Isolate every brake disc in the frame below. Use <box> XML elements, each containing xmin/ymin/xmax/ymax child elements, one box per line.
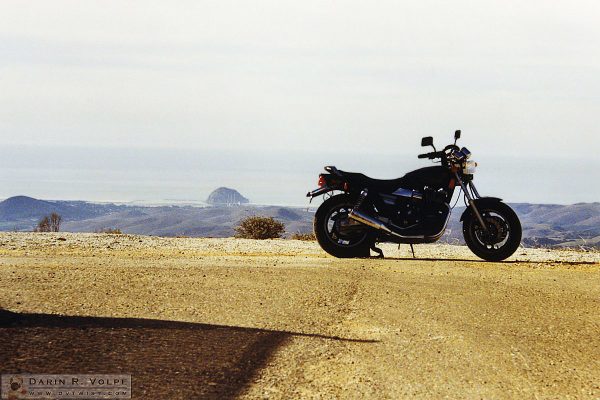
<box><xmin>476</xmin><ymin>215</ymin><xmax>508</xmax><ymax>245</ymax></box>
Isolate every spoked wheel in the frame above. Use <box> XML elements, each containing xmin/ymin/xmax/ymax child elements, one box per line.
<box><xmin>314</xmin><ymin>194</ymin><xmax>373</xmax><ymax>258</ymax></box>
<box><xmin>463</xmin><ymin>201</ymin><xmax>522</xmax><ymax>261</ymax></box>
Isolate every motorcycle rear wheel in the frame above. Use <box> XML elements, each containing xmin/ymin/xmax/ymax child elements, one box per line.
<box><xmin>314</xmin><ymin>194</ymin><xmax>373</xmax><ymax>258</ymax></box>
<box><xmin>463</xmin><ymin>201</ymin><xmax>522</xmax><ymax>262</ymax></box>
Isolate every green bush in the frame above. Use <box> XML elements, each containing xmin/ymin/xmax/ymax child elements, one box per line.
<box><xmin>235</xmin><ymin>216</ymin><xmax>285</xmax><ymax>239</ymax></box>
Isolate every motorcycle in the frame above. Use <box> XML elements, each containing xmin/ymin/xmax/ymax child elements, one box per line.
<box><xmin>306</xmin><ymin>130</ymin><xmax>522</xmax><ymax>261</ymax></box>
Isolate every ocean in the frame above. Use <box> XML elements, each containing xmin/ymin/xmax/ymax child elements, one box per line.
<box><xmin>1</xmin><ymin>145</ymin><xmax>598</xmax><ymax>206</ymax></box>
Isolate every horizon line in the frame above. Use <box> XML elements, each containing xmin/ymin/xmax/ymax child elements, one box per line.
<box><xmin>1</xmin><ymin>194</ymin><xmax>598</xmax><ymax>208</ymax></box>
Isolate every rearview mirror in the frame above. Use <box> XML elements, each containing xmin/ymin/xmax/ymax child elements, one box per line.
<box><xmin>421</xmin><ymin>136</ymin><xmax>433</xmax><ymax>147</ymax></box>
<box><xmin>454</xmin><ymin>130</ymin><xmax>461</xmax><ymax>139</ymax></box>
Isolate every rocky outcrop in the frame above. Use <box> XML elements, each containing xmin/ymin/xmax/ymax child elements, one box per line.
<box><xmin>206</xmin><ymin>187</ymin><xmax>249</xmax><ymax>205</ymax></box>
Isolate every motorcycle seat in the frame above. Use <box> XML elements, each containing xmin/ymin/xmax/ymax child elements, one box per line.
<box><xmin>338</xmin><ymin>170</ymin><xmax>408</xmax><ymax>193</ymax></box>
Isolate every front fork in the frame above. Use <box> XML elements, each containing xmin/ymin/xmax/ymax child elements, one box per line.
<box><xmin>454</xmin><ymin>172</ymin><xmax>488</xmax><ymax>231</ymax></box>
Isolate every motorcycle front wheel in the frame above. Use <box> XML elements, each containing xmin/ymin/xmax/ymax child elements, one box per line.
<box><xmin>314</xmin><ymin>194</ymin><xmax>373</xmax><ymax>258</ymax></box>
<box><xmin>462</xmin><ymin>201</ymin><xmax>522</xmax><ymax>262</ymax></box>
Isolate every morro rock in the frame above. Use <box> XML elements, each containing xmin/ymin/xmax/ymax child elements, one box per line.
<box><xmin>206</xmin><ymin>187</ymin><xmax>249</xmax><ymax>205</ymax></box>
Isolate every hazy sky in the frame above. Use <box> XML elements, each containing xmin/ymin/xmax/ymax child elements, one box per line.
<box><xmin>1</xmin><ymin>0</ymin><xmax>599</xmax><ymax>158</ymax></box>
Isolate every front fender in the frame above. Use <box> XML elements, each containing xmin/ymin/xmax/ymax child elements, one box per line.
<box><xmin>459</xmin><ymin>197</ymin><xmax>503</xmax><ymax>222</ymax></box>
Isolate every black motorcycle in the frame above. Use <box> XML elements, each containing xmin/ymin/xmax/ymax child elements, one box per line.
<box><xmin>306</xmin><ymin>130</ymin><xmax>522</xmax><ymax>261</ymax></box>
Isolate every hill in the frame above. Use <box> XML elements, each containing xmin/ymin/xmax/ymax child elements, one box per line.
<box><xmin>444</xmin><ymin>202</ymin><xmax>600</xmax><ymax>248</ymax></box>
<box><xmin>0</xmin><ymin>195</ymin><xmax>309</xmax><ymax>236</ymax></box>
<box><xmin>0</xmin><ymin>195</ymin><xmax>598</xmax><ymax>247</ymax></box>
<box><xmin>0</xmin><ymin>196</ymin><xmax>63</xmax><ymax>219</ymax></box>
<box><xmin>0</xmin><ymin>196</ymin><xmax>125</xmax><ymax>230</ymax></box>
<box><xmin>61</xmin><ymin>205</ymin><xmax>312</xmax><ymax>237</ymax></box>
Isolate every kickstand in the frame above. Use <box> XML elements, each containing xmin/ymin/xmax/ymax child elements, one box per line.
<box><xmin>409</xmin><ymin>244</ymin><xmax>416</xmax><ymax>259</ymax></box>
<box><xmin>371</xmin><ymin>244</ymin><xmax>384</xmax><ymax>258</ymax></box>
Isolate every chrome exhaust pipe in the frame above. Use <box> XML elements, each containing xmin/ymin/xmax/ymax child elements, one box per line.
<box><xmin>349</xmin><ymin>209</ymin><xmax>400</xmax><ymax>237</ymax></box>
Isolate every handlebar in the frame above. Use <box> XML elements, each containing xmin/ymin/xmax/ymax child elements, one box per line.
<box><xmin>418</xmin><ymin>144</ymin><xmax>461</xmax><ymax>160</ymax></box>
<box><xmin>418</xmin><ymin>151</ymin><xmax>444</xmax><ymax>159</ymax></box>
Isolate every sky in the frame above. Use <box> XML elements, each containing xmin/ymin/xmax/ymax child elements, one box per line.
<box><xmin>1</xmin><ymin>1</ymin><xmax>599</xmax><ymax>204</ymax></box>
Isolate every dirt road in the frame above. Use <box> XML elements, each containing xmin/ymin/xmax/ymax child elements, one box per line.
<box><xmin>1</xmin><ymin>233</ymin><xmax>598</xmax><ymax>399</ymax></box>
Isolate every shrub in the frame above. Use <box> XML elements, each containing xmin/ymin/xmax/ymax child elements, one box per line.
<box><xmin>235</xmin><ymin>216</ymin><xmax>285</xmax><ymax>239</ymax></box>
<box><xmin>34</xmin><ymin>216</ymin><xmax>50</xmax><ymax>232</ymax></box>
<box><xmin>96</xmin><ymin>228</ymin><xmax>122</xmax><ymax>235</ymax></box>
<box><xmin>291</xmin><ymin>232</ymin><xmax>316</xmax><ymax>241</ymax></box>
<box><xmin>34</xmin><ymin>212</ymin><xmax>61</xmax><ymax>232</ymax></box>
<box><xmin>49</xmin><ymin>212</ymin><xmax>62</xmax><ymax>232</ymax></box>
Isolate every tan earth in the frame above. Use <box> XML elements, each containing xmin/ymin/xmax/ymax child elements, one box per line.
<box><xmin>0</xmin><ymin>232</ymin><xmax>599</xmax><ymax>399</ymax></box>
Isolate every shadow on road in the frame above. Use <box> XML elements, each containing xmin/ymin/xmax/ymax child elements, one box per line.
<box><xmin>0</xmin><ymin>309</ymin><xmax>374</xmax><ymax>399</ymax></box>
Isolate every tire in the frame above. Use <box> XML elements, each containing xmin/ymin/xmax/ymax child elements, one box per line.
<box><xmin>314</xmin><ymin>194</ymin><xmax>373</xmax><ymax>258</ymax></box>
<box><xmin>463</xmin><ymin>201</ymin><xmax>522</xmax><ymax>262</ymax></box>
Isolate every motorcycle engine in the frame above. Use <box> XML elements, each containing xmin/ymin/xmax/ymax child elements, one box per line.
<box><xmin>391</xmin><ymin>198</ymin><xmax>421</xmax><ymax>227</ymax></box>
<box><xmin>386</xmin><ymin>187</ymin><xmax>448</xmax><ymax>229</ymax></box>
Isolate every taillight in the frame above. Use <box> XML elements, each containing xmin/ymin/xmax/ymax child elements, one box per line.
<box><xmin>318</xmin><ymin>175</ymin><xmax>327</xmax><ymax>187</ymax></box>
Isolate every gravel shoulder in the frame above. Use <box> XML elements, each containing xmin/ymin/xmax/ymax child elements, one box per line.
<box><xmin>1</xmin><ymin>233</ymin><xmax>598</xmax><ymax>399</ymax></box>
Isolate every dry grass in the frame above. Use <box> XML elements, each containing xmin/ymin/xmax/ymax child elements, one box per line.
<box><xmin>290</xmin><ymin>232</ymin><xmax>316</xmax><ymax>241</ymax></box>
<box><xmin>97</xmin><ymin>228</ymin><xmax>123</xmax><ymax>234</ymax></box>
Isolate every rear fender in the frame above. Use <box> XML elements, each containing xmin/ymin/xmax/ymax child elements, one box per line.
<box><xmin>459</xmin><ymin>197</ymin><xmax>503</xmax><ymax>222</ymax></box>
<box><xmin>306</xmin><ymin>186</ymin><xmax>335</xmax><ymax>198</ymax></box>
<box><xmin>306</xmin><ymin>172</ymin><xmax>348</xmax><ymax>198</ymax></box>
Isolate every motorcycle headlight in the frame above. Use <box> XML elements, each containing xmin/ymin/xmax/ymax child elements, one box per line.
<box><xmin>463</xmin><ymin>160</ymin><xmax>477</xmax><ymax>174</ymax></box>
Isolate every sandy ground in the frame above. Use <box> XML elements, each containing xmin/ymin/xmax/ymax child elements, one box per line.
<box><xmin>0</xmin><ymin>232</ymin><xmax>598</xmax><ymax>399</ymax></box>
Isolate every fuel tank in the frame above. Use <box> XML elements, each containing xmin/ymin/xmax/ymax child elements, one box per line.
<box><xmin>400</xmin><ymin>166</ymin><xmax>451</xmax><ymax>190</ymax></box>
